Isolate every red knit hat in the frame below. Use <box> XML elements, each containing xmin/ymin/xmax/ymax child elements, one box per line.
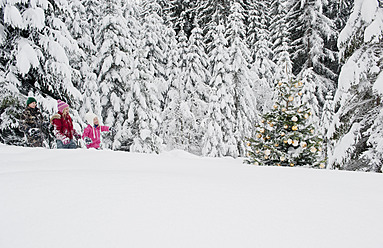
<box><xmin>57</xmin><ymin>99</ymin><xmax>69</xmax><ymax>112</ymax></box>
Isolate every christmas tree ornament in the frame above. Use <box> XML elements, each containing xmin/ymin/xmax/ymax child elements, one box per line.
<box><xmin>275</xmin><ymin>143</ymin><xmax>279</xmax><ymax>147</ymax></box>
<box><xmin>277</xmin><ymin>163</ymin><xmax>281</xmax><ymax>166</ymax></box>
<box><xmin>292</xmin><ymin>126</ymin><xmax>298</xmax><ymax>131</ymax></box>
<box><xmin>284</xmin><ymin>124</ymin><xmax>288</xmax><ymax>129</ymax></box>
<box><xmin>254</xmin><ymin>162</ymin><xmax>259</xmax><ymax>166</ymax></box>
<box><xmin>298</xmin><ymin>81</ymin><xmax>303</xmax><ymax>86</ymax></box>
<box><xmin>273</xmin><ymin>105</ymin><xmax>278</xmax><ymax>109</ymax></box>
<box><xmin>264</xmin><ymin>155</ymin><xmax>269</xmax><ymax>159</ymax></box>
<box><xmin>260</xmin><ymin>128</ymin><xmax>265</xmax><ymax>133</ymax></box>
<box><xmin>269</xmin><ymin>123</ymin><xmax>274</xmax><ymax>127</ymax></box>
<box><xmin>283</xmin><ymin>140</ymin><xmax>288</xmax><ymax>144</ymax></box>
<box><xmin>288</xmin><ymin>96</ymin><xmax>294</xmax><ymax>102</ymax></box>
<box><xmin>310</xmin><ymin>147</ymin><xmax>317</xmax><ymax>153</ymax></box>
<box><xmin>292</xmin><ymin>116</ymin><xmax>298</xmax><ymax>122</ymax></box>
<box><xmin>319</xmin><ymin>163</ymin><xmax>325</xmax><ymax>169</ymax></box>
<box><xmin>247</xmin><ymin>143</ymin><xmax>251</xmax><ymax>146</ymax></box>
<box><xmin>288</xmin><ymin>139</ymin><xmax>292</xmax><ymax>144</ymax></box>
<box><xmin>297</xmin><ymin>108</ymin><xmax>303</xmax><ymax>113</ymax></box>
<box><xmin>310</xmin><ymin>129</ymin><xmax>314</xmax><ymax>134</ymax></box>
<box><xmin>298</xmin><ymin>92</ymin><xmax>303</xmax><ymax>96</ymax></box>
<box><xmin>292</xmin><ymin>140</ymin><xmax>299</xmax><ymax>146</ymax></box>
<box><xmin>261</xmin><ymin>119</ymin><xmax>265</xmax><ymax>123</ymax></box>
<box><xmin>282</xmin><ymin>108</ymin><xmax>286</xmax><ymax>112</ymax></box>
<box><xmin>256</xmin><ymin>133</ymin><xmax>262</xmax><ymax>139</ymax></box>
<box><xmin>304</xmin><ymin>113</ymin><xmax>309</xmax><ymax>119</ymax></box>
<box><xmin>290</xmin><ymin>163</ymin><xmax>294</xmax><ymax>167</ymax></box>
<box><xmin>278</xmin><ymin>82</ymin><xmax>283</xmax><ymax>86</ymax></box>
<box><xmin>280</xmin><ymin>156</ymin><xmax>285</xmax><ymax>161</ymax></box>
<box><xmin>300</xmin><ymin>142</ymin><xmax>307</xmax><ymax>148</ymax></box>
<box><xmin>266</xmin><ymin>135</ymin><xmax>270</xmax><ymax>139</ymax></box>
<box><xmin>280</xmin><ymin>132</ymin><xmax>285</xmax><ymax>137</ymax></box>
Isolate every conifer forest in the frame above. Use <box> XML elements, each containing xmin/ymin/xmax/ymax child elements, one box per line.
<box><xmin>0</xmin><ymin>0</ymin><xmax>383</xmax><ymax>172</ymax></box>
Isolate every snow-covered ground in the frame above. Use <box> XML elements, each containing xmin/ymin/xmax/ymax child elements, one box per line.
<box><xmin>1</xmin><ymin>144</ymin><xmax>383</xmax><ymax>248</ymax></box>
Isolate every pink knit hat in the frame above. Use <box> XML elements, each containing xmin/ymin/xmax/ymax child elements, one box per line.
<box><xmin>57</xmin><ymin>99</ymin><xmax>69</xmax><ymax>112</ymax></box>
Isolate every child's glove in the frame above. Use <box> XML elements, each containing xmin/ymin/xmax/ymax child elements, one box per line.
<box><xmin>84</xmin><ymin>137</ymin><xmax>92</xmax><ymax>145</ymax></box>
<box><xmin>28</xmin><ymin>128</ymin><xmax>40</xmax><ymax>137</ymax></box>
<box><xmin>109</xmin><ymin>127</ymin><xmax>116</xmax><ymax>135</ymax></box>
<box><xmin>74</xmin><ymin>133</ymin><xmax>81</xmax><ymax>140</ymax></box>
<box><xmin>62</xmin><ymin>137</ymin><xmax>70</xmax><ymax>145</ymax></box>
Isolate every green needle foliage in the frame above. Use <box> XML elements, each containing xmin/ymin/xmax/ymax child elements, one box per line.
<box><xmin>246</xmin><ymin>79</ymin><xmax>324</xmax><ymax>168</ymax></box>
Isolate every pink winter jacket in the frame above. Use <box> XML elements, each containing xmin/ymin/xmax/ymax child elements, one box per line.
<box><xmin>82</xmin><ymin>124</ymin><xmax>109</xmax><ymax>149</ymax></box>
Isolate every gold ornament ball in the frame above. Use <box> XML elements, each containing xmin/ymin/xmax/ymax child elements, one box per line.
<box><xmin>278</xmin><ymin>82</ymin><xmax>283</xmax><ymax>86</ymax></box>
<box><xmin>288</xmin><ymin>96</ymin><xmax>294</xmax><ymax>102</ymax></box>
<box><xmin>260</xmin><ymin>128</ymin><xmax>265</xmax><ymax>133</ymax></box>
<box><xmin>277</xmin><ymin>163</ymin><xmax>281</xmax><ymax>166</ymax></box>
<box><xmin>275</xmin><ymin>143</ymin><xmax>279</xmax><ymax>147</ymax></box>
<box><xmin>298</xmin><ymin>92</ymin><xmax>303</xmax><ymax>96</ymax></box>
<box><xmin>282</xmin><ymin>107</ymin><xmax>287</xmax><ymax>112</ymax></box>
<box><xmin>284</xmin><ymin>125</ymin><xmax>289</xmax><ymax>129</ymax></box>
<box><xmin>280</xmin><ymin>156</ymin><xmax>286</xmax><ymax>161</ymax></box>
<box><xmin>292</xmin><ymin>126</ymin><xmax>298</xmax><ymax>131</ymax></box>
<box><xmin>266</xmin><ymin>135</ymin><xmax>271</xmax><ymax>139</ymax></box>
<box><xmin>269</xmin><ymin>123</ymin><xmax>274</xmax><ymax>127</ymax></box>
<box><xmin>283</xmin><ymin>140</ymin><xmax>288</xmax><ymax>144</ymax></box>
<box><xmin>319</xmin><ymin>163</ymin><xmax>325</xmax><ymax>169</ymax></box>
<box><xmin>290</xmin><ymin>163</ymin><xmax>294</xmax><ymax>167</ymax></box>
<box><xmin>273</xmin><ymin>105</ymin><xmax>278</xmax><ymax>109</ymax></box>
<box><xmin>281</xmin><ymin>132</ymin><xmax>285</xmax><ymax>137</ymax></box>
<box><xmin>298</xmin><ymin>81</ymin><xmax>303</xmax><ymax>86</ymax></box>
<box><xmin>264</xmin><ymin>155</ymin><xmax>269</xmax><ymax>159</ymax></box>
<box><xmin>256</xmin><ymin>133</ymin><xmax>262</xmax><ymax>139</ymax></box>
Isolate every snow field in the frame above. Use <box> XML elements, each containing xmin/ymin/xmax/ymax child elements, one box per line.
<box><xmin>1</xmin><ymin>144</ymin><xmax>383</xmax><ymax>248</ymax></box>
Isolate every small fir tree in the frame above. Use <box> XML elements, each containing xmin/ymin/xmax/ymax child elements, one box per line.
<box><xmin>246</xmin><ymin>79</ymin><xmax>324</xmax><ymax>167</ymax></box>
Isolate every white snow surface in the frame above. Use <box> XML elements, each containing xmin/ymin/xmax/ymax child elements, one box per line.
<box><xmin>1</xmin><ymin>144</ymin><xmax>383</xmax><ymax>248</ymax></box>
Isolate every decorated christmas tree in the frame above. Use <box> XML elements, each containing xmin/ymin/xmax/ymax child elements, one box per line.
<box><xmin>246</xmin><ymin>79</ymin><xmax>324</xmax><ymax>168</ymax></box>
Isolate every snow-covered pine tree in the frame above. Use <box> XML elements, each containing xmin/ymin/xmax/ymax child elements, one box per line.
<box><xmin>226</xmin><ymin>2</ymin><xmax>258</xmax><ymax>157</ymax></box>
<box><xmin>65</xmin><ymin>0</ymin><xmax>102</xmax><ymax>120</ymax></box>
<box><xmin>270</xmin><ymin>0</ymin><xmax>293</xmax><ymax>83</ymax></box>
<box><xmin>0</xmin><ymin>0</ymin><xmax>82</xmax><ymax>145</ymax></box>
<box><xmin>163</xmin><ymin>0</ymin><xmax>196</xmax><ymax>37</ymax></box>
<box><xmin>96</xmin><ymin>0</ymin><xmax>133</xmax><ymax>149</ymax></box>
<box><xmin>328</xmin><ymin>0</ymin><xmax>383</xmax><ymax>172</ymax></box>
<box><xmin>122</xmin><ymin>0</ymin><xmax>166</xmax><ymax>153</ymax></box>
<box><xmin>320</xmin><ymin>92</ymin><xmax>334</xmax><ymax>168</ymax></box>
<box><xmin>160</xmin><ymin>27</ymin><xmax>184</xmax><ymax>151</ymax></box>
<box><xmin>287</xmin><ymin>0</ymin><xmax>337</xmax><ymax>124</ymax></box>
<box><xmin>202</xmin><ymin>23</ymin><xmax>238</xmax><ymax>157</ymax></box>
<box><xmin>246</xmin><ymin>79</ymin><xmax>324</xmax><ymax>167</ymax></box>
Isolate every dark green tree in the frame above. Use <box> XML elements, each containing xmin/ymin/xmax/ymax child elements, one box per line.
<box><xmin>246</xmin><ymin>79</ymin><xmax>324</xmax><ymax>167</ymax></box>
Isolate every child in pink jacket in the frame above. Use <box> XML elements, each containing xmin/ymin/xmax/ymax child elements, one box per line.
<box><xmin>82</xmin><ymin>112</ymin><xmax>114</xmax><ymax>149</ymax></box>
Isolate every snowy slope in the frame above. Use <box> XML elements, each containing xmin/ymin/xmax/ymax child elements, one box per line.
<box><xmin>1</xmin><ymin>144</ymin><xmax>383</xmax><ymax>248</ymax></box>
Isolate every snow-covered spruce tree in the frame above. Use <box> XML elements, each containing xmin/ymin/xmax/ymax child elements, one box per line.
<box><xmin>226</xmin><ymin>2</ymin><xmax>258</xmax><ymax>157</ymax></box>
<box><xmin>202</xmin><ymin>23</ymin><xmax>237</xmax><ymax>157</ymax></box>
<box><xmin>161</xmin><ymin>28</ymin><xmax>204</xmax><ymax>154</ymax></box>
<box><xmin>95</xmin><ymin>0</ymin><xmax>133</xmax><ymax>149</ymax></box>
<box><xmin>0</xmin><ymin>0</ymin><xmax>82</xmax><ymax>145</ymax></box>
<box><xmin>163</xmin><ymin>0</ymin><xmax>196</xmax><ymax>37</ymax></box>
<box><xmin>246</xmin><ymin>79</ymin><xmax>324</xmax><ymax>167</ymax></box>
<box><xmin>121</xmin><ymin>0</ymin><xmax>166</xmax><ymax>153</ymax></box>
<box><xmin>328</xmin><ymin>0</ymin><xmax>383</xmax><ymax>172</ymax></box>
<box><xmin>160</xmin><ymin>28</ymin><xmax>184</xmax><ymax>151</ymax></box>
<box><xmin>287</xmin><ymin>0</ymin><xmax>337</xmax><ymax>123</ymax></box>
<box><xmin>65</xmin><ymin>0</ymin><xmax>102</xmax><ymax>120</ymax></box>
<box><xmin>320</xmin><ymin>92</ymin><xmax>334</xmax><ymax>168</ymax></box>
<box><xmin>270</xmin><ymin>0</ymin><xmax>293</xmax><ymax>83</ymax></box>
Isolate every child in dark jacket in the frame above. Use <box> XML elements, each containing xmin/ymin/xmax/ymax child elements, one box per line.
<box><xmin>21</xmin><ymin>97</ymin><xmax>45</xmax><ymax>147</ymax></box>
